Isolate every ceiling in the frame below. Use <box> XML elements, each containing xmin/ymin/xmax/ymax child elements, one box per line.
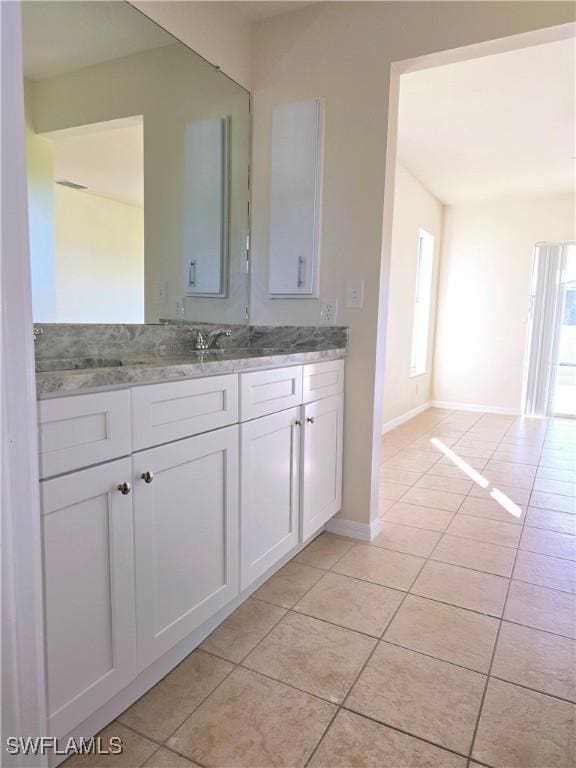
<box><xmin>229</xmin><ymin>2</ymin><xmax>314</xmax><ymax>22</ymax></box>
<box><xmin>22</xmin><ymin>1</ymin><xmax>173</xmax><ymax>81</ymax></box>
<box><xmin>49</xmin><ymin>119</ymin><xmax>144</xmax><ymax>208</ymax></box>
<box><xmin>397</xmin><ymin>38</ymin><xmax>576</xmax><ymax>204</ymax></box>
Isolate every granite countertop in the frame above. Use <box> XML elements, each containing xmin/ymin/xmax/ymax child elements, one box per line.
<box><xmin>36</xmin><ymin>346</ymin><xmax>347</xmax><ymax>398</ymax></box>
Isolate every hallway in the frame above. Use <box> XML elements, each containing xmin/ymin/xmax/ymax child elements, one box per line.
<box><xmin>69</xmin><ymin>409</ymin><xmax>575</xmax><ymax>768</ymax></box>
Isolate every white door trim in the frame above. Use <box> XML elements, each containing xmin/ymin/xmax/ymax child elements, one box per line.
<box><xmin>1</xmin><ymin>0</ymin><xmax>48</xmax><ymax>762</ymax></box>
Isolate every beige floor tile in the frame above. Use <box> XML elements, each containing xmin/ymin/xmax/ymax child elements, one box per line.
<box><xmin>378</xmin><ymin>498</ymin><xmax>395</xmax><ymax>515</ymax></box>
<box><xmin>143</xmin><ymin>748</ymin><xmax>200</xmax><ymax>768</ymax></box>
<box><xmin>294</xmin><ymin>533</ymin><xmax>355</xmax><ymax>570</ymax></box>
<box><xmin>514</xmin><ymin>549</ymin><xmax>576</xmax><ymax>593</ymax></box>
<box><xmin>384</xmin><ymin>594</ymin><xmax>499</xmax><ymax>672</ymax></box>
<box><xmin>379</xmin><ymin>481</ymin><xmax>410</xmax><ymax>501</ymax></box>
<box><xmin>540</xmin><ymin>453</ymin><xmax>576</xmax><ymax>470</ymax></box>
<box><xmin>118</xmin><ymin>651</ymin><xmax>233</xmax><ymax>743</ymax></box>
<box><xmin>485</xmin><ymin>459</ymin><xmax>537</xmax><ymax>480</ymax></box>
<box><xmin>399</xmin><ymin>487</ymin><xmax>464</xmax><ymax>512</ymax></box>
<box><xmin>382</xmin><ymin>502</ymin><xmax>454</xmax><ymax>532</ymax></box>
<box><xmin>446</xmin><ymin>514</ymin><xmax>521</xmax><ymax>548</ymax></box>
<box><xmin>411</xmin><ymin>560</ymin><xmax>509</xmax><ymax>616</ymax></box>
<box><xmin>537</xmin><ymin>466</ymin><xmax>576</xmax><ymax>483</ymax></box>
<box><xmin>379</xmin><ymin>467</ymin><xmax>422</xmax><ymax>485</ymax></box>
<box><xmin>504</xmin><ymin>580</ymin><xmax>576</xmax><ymax>638</ymax></box>
<box><xmin>243</xmin><ymin>612</ymin><xmax>375</xmax><ymax>703</ymax></box>
<box><xmin>431</xmin><ymin>533</ymin><xmax>515</xmax><ymax>577</ymax></box>
<box><xmin>427</xmin><ymin>463</ymin><xmax>479</xmax><ymax>480</ymax></box>
<box><xmin>331</xmin><ymin>544</ymin><xmax>424</xmax><ymax>590</ymax></box>
<box><xmin>371</xmin><ymin>521</ymin><xmax>441</xmax><ymax>557</ymax></box>
<box><xmin>308</xmin><ymin>710</ymin><xmax>466</xmax><ymax>768</ymax></box>
<box><xmin>469</xmin><ymin>483</ymin><xmax>531</xmax><ymax>505</ymax></box>
<box><xmin>253</xmin><ymin>562</ymin><xmax>324</xmax><ymax>608</ymax></box>
<box><xmin>533</xmin><ymin>477</ymin><xmax>576</xmax><ymax>497</ymax></box>
<box><xmin>459</xmin><ymin>496</ymin><xmax>525</xmax><ymax>525</ymax></box>
<box><xmin>472</xmin><ymin>679</ymin><xmax>576</xmax><ymax>768</ymax></box>
<box><xmin>479</xmin><ymin>469</ymin><xmax>534</xmax><ymax>490</ymax></box>
<box><xmin>345</xmin><ymin>643</ymin><xmax>485</xmax><ymax>754</ymax></box>
<box><xmin>520</xmin><ymin>526</ymin><xmax>576</xmax><ymax>561</ymax></box>
<box><xmin>200</xmin><ymin>599</ymin><xmax>286</xmax><ymax>663</ymax></box>
<box><xmin>492</xmin><ymin>622</ymin><xmax>576</xmax><ymax>702</ymax></box>
<box><xmin>531</xmin><ymin>490</ymin><xmax>576</xmax><ymax>514</ymax></box>
<box><xmin>63</xmin><ymin>724</ymin><xmax>157</xmax><ymax>768</ymax></box>
<box><xmin>294</xmin><ymin>572</ymin><xmax>404</xmax><ymax>637</ymax></box>
<box><xmin>167</xmin><ymin>668</ymin><xmax>335</xmax><ymax>767</ymax></box>
<box><xmin>526</xmin><ymin>507</ymin><xmax>576</xmax><ymax>535</ymax></box>
<box><xmin>415</xmin><ymin>474</ymin><xmax>473</xmax><ymax>495</ymax></box>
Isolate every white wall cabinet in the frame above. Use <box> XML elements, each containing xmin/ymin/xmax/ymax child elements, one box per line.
<box><xmin>268</xmin><ymin>99</ymin><xmax>324</xmax><ymax>297</ymax></box>
<box><xmin>38</xmin><ymin>358</ymin><xmax>343</xmax><ymax>741</ymax></box>
<box><xmin>240</xmin><ymin>407</ymin><xmax>300</xmax><ymax>589</ymax></box>
<box><xmin>302</xmin><ymin>393</ymin><xmax>344</xmax><ymax>540</ymax></box>
<box><xmin>133</xmin><ymin>426</ymin><xmax>239</xmax><ymax>668</ymax></box>
<box><xmin>41</xmin><ymin>458</ymin><xmax>137</xmax><ymax>738</ymax></box>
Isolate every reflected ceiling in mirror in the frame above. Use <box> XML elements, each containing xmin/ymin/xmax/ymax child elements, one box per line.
<box><xmin>23</xmin><ymin>1</ymin><xmax>250</xmax><ymax>325</ymax></box>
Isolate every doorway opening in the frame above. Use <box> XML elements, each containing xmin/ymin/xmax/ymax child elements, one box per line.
<box><xmin>524</xmin><ymin>241</ymin><xmax>576</xmax><ymax>417</ymax></box>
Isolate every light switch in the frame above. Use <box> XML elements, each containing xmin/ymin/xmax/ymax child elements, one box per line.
<box><xmin>346</xmin><ymin>279</ymin><xmax>364</xmax><ymax>308</ymax></box>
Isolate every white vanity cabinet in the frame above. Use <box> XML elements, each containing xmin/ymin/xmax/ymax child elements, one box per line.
<box><xmin>133</xmin><ymin>426</ymin><xmax>239</xmax><ymax>668</ymax></box>
<box><xmin>40</xmin><ymin>458</ymin><xmax>137</xmax><ymax>738</ymax></box>
<box><xmin>37</xmin><ymin>356</ymin><xmax>344</xmax><ymax>741</ymax></box>
<box><xmin>240</xmin><ymin>407</ymin><xmax>300</xmax><ymax>588</ymax></box>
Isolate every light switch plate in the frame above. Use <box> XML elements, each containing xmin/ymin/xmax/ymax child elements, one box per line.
<box><xmin>320</xmin><ymin>299</ymin><xmax>338</xmax><ymax>325</ymax></box>
<box><xmin>346</xmin><ymin>279</ymin><xmax>364</xmax><ymax>308</ymax></box>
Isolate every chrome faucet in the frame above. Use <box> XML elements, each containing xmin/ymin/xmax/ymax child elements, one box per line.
<box><xmin>194</xmin><ymin>328</ymin><xmax>232</xmax><ymax>351</ymax></box>
<box><xmin>33</xmin><ymin>327</ymin><xmax>43</xmax><ymax>342</ymax></box>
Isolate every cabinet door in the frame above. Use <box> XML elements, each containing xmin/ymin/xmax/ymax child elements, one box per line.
<box><xmin>134</xmin><ymin>426</ymin><xmax>239</xmax><ymax>668</ymax></box>
<box><xmin>302</xmin><ymin>394</ymin><xmax>343</xmax><ymax>540</ymax></box>
<box><xmin>241</xmin><ymin>407</ymin><xmax>300</xmax><ymax>589</ymax></box>
<box><xmin>41</xmin><ymin>458</ymin><xmax>137</xmax><ymax>738</ymax></box>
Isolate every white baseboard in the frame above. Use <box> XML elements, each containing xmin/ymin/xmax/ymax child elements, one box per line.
<box><xmin>381</xmin><ymin>401</ymin><xmax>431</xmax><ymax>434</ymax></box>
<box><xmin>431</xmin><ymin>400</ymin><xmax>521</xmax><ymax>416</ymax></box>
<box><xmin>326</xmin><ymin>516</ymin><xmax>381</xmax><ymax>542</ymax></box>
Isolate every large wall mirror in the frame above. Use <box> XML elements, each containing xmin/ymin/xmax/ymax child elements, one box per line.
<box><xmin>23</xmin><ymin>1</ymin><xmax>250</xmax><ymax>325</ymax></box>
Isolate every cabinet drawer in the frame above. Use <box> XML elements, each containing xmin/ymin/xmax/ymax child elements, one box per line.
<box><xmin>131</xmin><ymin>374</ymin><xmax>238</xmax><ymax>450</ymax></box>
<box><xmin>303</xmin><ymin>359</ymin><xmax>344</xmax><ymax>403</ymax></box>
<box><xmin>240</xmin><ymin>365</ymin><xmax>303</xmax><ymax>421</ymax></box>
<box><xmin>38</xmin><ymin>390</ymin><xmax>131</xmax><ymax>479</ymax></box>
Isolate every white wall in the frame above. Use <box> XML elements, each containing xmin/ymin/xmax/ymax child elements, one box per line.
<box><xmin>433</xmin><ymin>192</ymin><xmax>576</xmax><ymax>411</ymax></box>
<box><xmin>382</xmin><ymin>164</ymin><xmax>443</xmax><ymax>427</ymax></box>
<box><xmin>250</xmin><ymin>2</ymin><xmax>574</xmax><ymax>529</ymax></box>
<box><xmin>54</xmin><ymin>185</ymin><xmax>144</xmax><ymax>323</ymax></box>
<box><xmin>131</xmin><ymin>0</ymin><xmax>252</xmax><ymax>89</ymax></box>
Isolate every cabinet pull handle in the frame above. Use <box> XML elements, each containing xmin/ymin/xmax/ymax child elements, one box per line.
<box><xmin>189</xmin><ymin>259</ymin><xmax>197</xmax><ymax>287</ymax></box>
<box><xmin>117</xmin><ymin>482</ymin><xmax>131</xmax><ymax>495</ymax></box>
<box><xmin>295</xmin><ymin>419</ymin><xmax>302</xmax><ymax>427</ymax></box>
<box><xmin>141</xmin><ymin>471</ymin><xmax>154</xmax><ymax>484</ymax></box>
<box><xmin>297</xmin><ymin>256</ymin><xmax>305</xmax><ymax>288</ymax></box>
<box><xmin>306</xmin><ymin>416</ymin><xmax>315</xmax><ymax>424</ymax></box>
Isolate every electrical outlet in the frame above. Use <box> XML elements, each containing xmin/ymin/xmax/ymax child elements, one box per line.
<box><xmin>346</xmin><ymin>279</ymin><xmax>364</xmax><ymax>308</ymax></box>
<box><xmin>156</xmin><ymin>280</ymin><xmax>168</xmax><ymax>305</ymax></box>
<box><xmin>320</xmin><ymin>299</ymin><xmax>338</xmax><ymax>325</ymax></box>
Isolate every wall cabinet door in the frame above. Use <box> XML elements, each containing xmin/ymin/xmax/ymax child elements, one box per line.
<box><xmin>302</xmin><ymin>393</ymin><xmax>343</xmax><ymax>540</ymax></box>
<box><xmin>133</xmin><ymin>426</ymin><xmax>239</xmax><ymax>668</ymax></box>
<box><xmin>41</xmin><ymin>458</ymin><xmax>137</xmax><ymax>738</ymax></box>
<box><xmin>241</xmin><ymin>407</ymin><xmax>300</xmax><ymax>589</ymax></box>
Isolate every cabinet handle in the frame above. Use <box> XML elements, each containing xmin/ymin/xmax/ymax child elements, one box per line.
<box><xmin>295</xmin><ymin>419</ymin><xmax>302</xmax><ymax>427</ymax></box>
<box><xmin>141</xmin><ymin>471</ymin><xmax>154</xmax><ymax>484</ymax></box>
<box><xmin>189</xmin><ymin>260</ymin><xmax>197</xmax><ymax>287</ymax></box>
<box><xmin>306</xmin><ymin>416</ymin><xmax>315</xmax><ymax>424</ymax></box>
<box><xmin>117</xmin><ymin>482</ymin><xmax>131</xmax><ymax>495</ymax></box>
<box><xmin>297</xmin><ymin>256</ymin><xmax>305</xmax><ymax>288</ymax></box>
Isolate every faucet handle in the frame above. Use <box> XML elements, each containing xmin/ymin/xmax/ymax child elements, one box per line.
<box><xmin>33</xmin><ymin>328</ymin><xmax>43</xmax><ymax>342</ymax></box>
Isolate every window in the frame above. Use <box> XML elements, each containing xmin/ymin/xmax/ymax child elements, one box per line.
<box><xmin>410</xmin><ymin>229</ymin><xmax>435</xmax><ymax>377</ymax></box>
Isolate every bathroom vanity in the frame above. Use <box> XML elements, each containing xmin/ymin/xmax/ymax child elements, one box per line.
<box><xmin>35</xmin><ymin>331</ymin><xmax>346</xmax><ymax>743</ymax></box>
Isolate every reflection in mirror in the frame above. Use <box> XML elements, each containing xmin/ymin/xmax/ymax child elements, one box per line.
<box><xmin>22</xmin><ymin>1</ymin><xmax>250</xmax><ymax>325</ymax></box>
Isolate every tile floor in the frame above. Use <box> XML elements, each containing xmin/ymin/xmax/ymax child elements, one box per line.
<box><xmin>68</xmin><ymin>409</ymin><xmax>575</xmax><ymax>768</ymax></box>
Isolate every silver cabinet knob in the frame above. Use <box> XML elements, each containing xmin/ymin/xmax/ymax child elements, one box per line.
<box><xmin>141</xmin><ymin>471</ymin><xmax>154</xmax><ymax>484</ymax></box>
<box><xmin>295</xmin><ymin>420</ymin><xmax>302</xmax><ymax>427</ymax></box>
<box><xmin>306</xmin><ymin>417</ymin><xmax>315</xmax><ymax>424</ymax></box>
<box><xmin>117</xmin><ymin>482</ymin><xmax>131</xmax><ymax>495</ymax></box>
